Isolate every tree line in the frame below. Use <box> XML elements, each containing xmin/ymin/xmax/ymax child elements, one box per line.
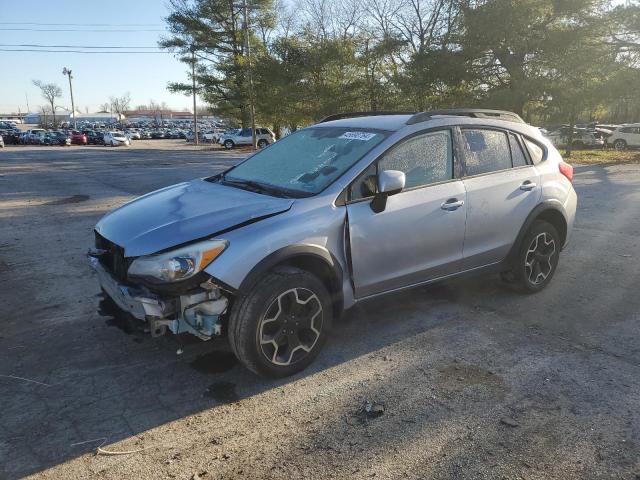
<box><xmin>161</xmin><ymin>0</ymin><xmax>640</xmax><ymax>132</ymax></box>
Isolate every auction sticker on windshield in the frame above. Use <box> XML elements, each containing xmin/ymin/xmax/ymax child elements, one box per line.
<box><xmin>339</xmin><ymin>131</ymin><xmax>377</xmax><ymax>141</ymax></box>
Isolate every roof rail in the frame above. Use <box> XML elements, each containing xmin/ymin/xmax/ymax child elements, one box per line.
<box><xmin>319</xmin><ymin>111</ymin><xmax>416</xmax><ymax>123</ymax></box>
<box><xmin>406</xmin><ymin>109</ymin><xmax>525</xmax><ymax>125</ymax></box>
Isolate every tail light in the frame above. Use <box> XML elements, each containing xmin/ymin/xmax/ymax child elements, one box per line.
<box><xmin>559</xmin><ymin>161</ymin><xmax>573</xmax><ymax>183</ymax></box>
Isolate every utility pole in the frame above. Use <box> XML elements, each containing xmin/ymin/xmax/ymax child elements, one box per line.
<box><xmin>62</xmin><ymin>67</ymin><xmax>77</xmax><ymax>129</ymax></box>
<box><xmin>242</xmin><ymin>0</ymin><xmax>257</xmax><ymax>149</ymax></box>
<box><xmin>191</xmin><ymin>48</ymin><xmax>199</xmax><ymax>146</ymax></box>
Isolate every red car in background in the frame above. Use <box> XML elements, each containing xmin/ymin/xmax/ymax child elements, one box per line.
<box><xmin>70</xmin><ymin>131</ymin><xmax>87</xmax><ymax>145</ymax></box>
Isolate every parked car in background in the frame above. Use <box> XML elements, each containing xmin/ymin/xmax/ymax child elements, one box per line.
<box><xmin>103</xmin><ymin>131</ymin><xmax>130</xmax><ymax>146</ymax></box>
<box><xmin>0</xmin><ymin>135</ymin><xmax>4</xmax><ymax>148</ymax></box>
<box><xmin>202</xmin><ymin>128</ymin><xmax>225</xmax><ymax>143</ymax></box>
<box><xmin>85</xmin><ymin>131</ymin><xmax>105</xmax><ymax>145</ymax></box>
<box><xmin>43</xmin><ymin>132</ymin><xmax>71</xmax><ymax>146</ymax></box>
<box><xmin>607</xmin><ymin>124</ymin><xmax>640</xmax><ymax>150</ymax></box>
<box><xmin>70</xmin><ymin>131</ymin><xmax>87</xmax><ymax>145</ymax></box>
<box><xmin>219</xmin><ymin>127</ymin><xmax>276</xmax><ymax>149</ymax></box>
<box><xmin>546</xmin><ymin>127</ymin><xmax>604</xmax><ymax>148</ymax></box>
<box><xmin>0</xmin><ymin>129</ymin><xmax>20</xmax><ymax>145</ymax></box>
<box><xmin>24</xmin><ymin>129</ymin><xmax>46</xmax><ymax>144</ymax></box>
<box><xmin>89</xmin><ymin>109</ymin><xmax>577</xmax><ymax>377</ymax></box>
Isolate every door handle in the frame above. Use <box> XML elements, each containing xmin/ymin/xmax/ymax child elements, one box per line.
<box><xmin>441</xmin><ymin>198</ymin><xmax>464</xmax><ymax>211</ymax></box>
<box><xmin>520</xmin><ymin>181</ymin><xmax>537</xmax><ymax>191</ymax></box>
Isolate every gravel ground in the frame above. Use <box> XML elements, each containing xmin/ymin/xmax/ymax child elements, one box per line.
<box><xmin>1</xmin><ymin>141</ymin><xmax>639</xmax><ymax>480</ymax></box>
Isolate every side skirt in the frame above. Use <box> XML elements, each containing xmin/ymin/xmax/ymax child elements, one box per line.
<box><xmin>352</xmin><ymin>259</ymin><xmax>507</xmax><ymax>305</ymax></box>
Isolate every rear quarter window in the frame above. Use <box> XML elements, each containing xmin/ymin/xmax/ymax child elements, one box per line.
<box><xmin>523</xmin><ymin>138</ymin><xmax>545</xmax><ymax>165</ymax></box>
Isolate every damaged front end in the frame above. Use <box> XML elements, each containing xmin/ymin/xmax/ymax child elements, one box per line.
<box><xmin>88</xmin><ymin>240</ymin><xmax>230</xmax><ymax>341</ymax></box>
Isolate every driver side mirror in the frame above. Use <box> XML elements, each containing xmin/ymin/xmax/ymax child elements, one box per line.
<box><xmin>370</xmin><ymin>170</ymin><xmax>406</xmax><ymax>213</ymax></box>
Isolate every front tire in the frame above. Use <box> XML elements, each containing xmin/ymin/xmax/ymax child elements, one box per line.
<box><xmin>257</xmin><ymin>139</ymin><xmax>268</xmax><ymax>148</ymax></box>
<box><xmin>228</xmin><ymin>268</ymin><xmax>332</xmax><ymax>377</ymax></box>
<box><xmin>224</xmin><ymin>140</ymin><xmax>234</xmax><ymax>150</ymax></box>
<box><xmin>614</xmin><ymin>139</ymin><xmax>627</xmax><ymax>151</ymax></box>
<box><xmin>505</xmin><ymin>220</ymin><xmax>561</xmax><ymax>294</ymax></box>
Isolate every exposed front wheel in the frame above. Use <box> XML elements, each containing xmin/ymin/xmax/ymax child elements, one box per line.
<box><xmin>614</xmin><ymin>139</ymin><xmax>627</xmax><ymax>151</ymax></box>
<box><xmin>503</xmin><ymin>220</ymin><xmax>561</xmax><ymax>294</ymax></box>
<box><xmin>228</xmin><ymin>268</ymin><xmax>332</xmax><ymax>377</ymax></box>
<box><xmin>224</xmin><ymin>140</ymin><xmax>234</xmax><ymax>150</ymax></box>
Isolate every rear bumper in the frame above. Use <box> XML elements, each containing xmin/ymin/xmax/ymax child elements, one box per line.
<box><xmin>563</xmin><ymin>187</ymin><xmax>578</xmax><ymax>249</ymax></box>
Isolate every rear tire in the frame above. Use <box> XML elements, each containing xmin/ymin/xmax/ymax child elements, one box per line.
<box><xmin>228</xmin><ymin>268</ymin><xmax>332</xmax><ymax>377</ymax></box>
<box><xmin>504</xmin><ymin>220</ymin><xmax>561</xmax><ymax>294</ymax></box>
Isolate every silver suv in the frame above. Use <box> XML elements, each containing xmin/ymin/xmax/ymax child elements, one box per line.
<box><xmin>89</xmin><ymin>109</ymin><xmax>577</xmax><ymax>377</ymax></box>
<box><xmin>219</xmin><ymin>127</ymin><xmax>276</xmax><ymax>149</ymax></box>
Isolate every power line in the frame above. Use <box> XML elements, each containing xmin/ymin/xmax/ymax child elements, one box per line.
<box><xmin>0</xmin><ymin>43</ymin><xmax>162</xmax><ymax>49</ymax></box>
<box><xmin>0</xmin><ymin>22</ymin><xmax>163</xmax><ymax>26</ymax></box>
<box><xmin>0</xmin><ymin>28</ymin><xmax>165</xmax><ymax>32</ymax></box>
<box><xmin>0</xmin><ymin>48</ymin><xmax>168</xmax><ymax>54</ymax></box>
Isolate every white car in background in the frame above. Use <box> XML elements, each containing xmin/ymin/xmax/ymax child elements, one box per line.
<box><xmin>546</xmin><ymin>128</ymin><xmax>604</xmax><ymax>148</ymax></box>
<box><xmin>104</xmin><ymin>132</ymin><xmax>130</xmax><ymax>147</ymax></box>
<box><xmin>607</xmin><ymin>124</ymin><xmax>640</xmax><ymax>150</ymax></box>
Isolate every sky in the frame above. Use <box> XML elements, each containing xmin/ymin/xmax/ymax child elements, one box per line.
<box><xmin>0</xmin><ymin>0</ymin><xmax>193</xmax><ymax>114</ymax></box>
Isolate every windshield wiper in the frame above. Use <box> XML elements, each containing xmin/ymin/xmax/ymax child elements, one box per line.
<box><xmin>221</xmin><ymin>178</ymin><xmax>293</xmax><ymax>198</ymax></box>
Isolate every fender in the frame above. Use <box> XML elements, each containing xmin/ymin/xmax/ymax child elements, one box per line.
<box><xmin>505</xmin><ymin>201</ymin><xmax>568</xmax><ymax>268</ymax></box>
<box><xmin>237</xmin><ymin>244</ymin><xmax>344</xmax><ymax>299</ymax></box>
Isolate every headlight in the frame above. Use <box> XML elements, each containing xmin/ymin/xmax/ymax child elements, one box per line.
<box><xmin>128</xmin><ymin>239</ymin><xmax>228</xmax><ymax>283</ymax></box>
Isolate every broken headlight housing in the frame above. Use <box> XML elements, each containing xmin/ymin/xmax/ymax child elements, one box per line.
<box><xmin>128</xmin><ymin>239</ymin><xmax>228</xmax><ymax>283</ymax></box>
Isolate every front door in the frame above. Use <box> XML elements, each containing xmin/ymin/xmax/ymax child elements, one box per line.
<box><xmin>346</xmin><ymin>128</ymin><xmax>467</xmax><ymax>298</ymax></box>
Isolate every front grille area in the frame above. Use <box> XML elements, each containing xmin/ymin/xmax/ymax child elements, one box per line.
<box><xmin>95</xmin><ymin>231</ymin><xmax>130</xmax><ymax>282</ymax></box>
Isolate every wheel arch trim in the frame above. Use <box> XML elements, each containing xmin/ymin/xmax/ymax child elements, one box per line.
<box><xmin>506</xmin><ymin>202</ymin><xmax>569</xmax><ymax>267</ymax></box>
<box><xmin>237</xmin><ymin>245</ymin><xmax>344</xmax><ymax>315</ymax></box>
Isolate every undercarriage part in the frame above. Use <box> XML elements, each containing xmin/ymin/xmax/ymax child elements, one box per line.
<box><xmin>149</xmin><ymin>322</ymin><xmax>168</xmax><ymax>337</ymax></box>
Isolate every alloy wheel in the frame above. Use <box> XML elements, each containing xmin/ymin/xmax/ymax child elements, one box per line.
<box><xmin>524</xmin><ymin>232</ymin><xmax>556</xmax><ymax>285</ymax></box>
<box><xmin>258</xmin><ymin>287</ymin><xmax>323</xmax><ymax>366</ymax></box>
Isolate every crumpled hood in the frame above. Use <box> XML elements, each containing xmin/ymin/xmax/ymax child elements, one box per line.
<box><xmin>95</xmin><ymin>178</ymin><xmax>293</xmax><ymax>257</ymax></box>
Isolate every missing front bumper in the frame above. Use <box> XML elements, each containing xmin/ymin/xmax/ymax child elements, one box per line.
<box><xmin>88</xmin><ymin>254</ymin><xmax>228</xmax><ymax>340</ymax></box>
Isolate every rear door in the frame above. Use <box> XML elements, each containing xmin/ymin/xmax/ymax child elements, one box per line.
<box><xmin>459</xmin><ymin>128</ymin><xmax>541</xmax><ymax>269</ymax></box>
<box><xmin>346</xmin><ymin>128</ymin><xmax>467</xmax><ymax>298</ymax></box>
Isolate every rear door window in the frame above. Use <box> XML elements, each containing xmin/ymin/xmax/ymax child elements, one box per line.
<box><xmin>461</xmin><ymin>129</ymin><xmax>511</xmax><ymax>176</ymax></box>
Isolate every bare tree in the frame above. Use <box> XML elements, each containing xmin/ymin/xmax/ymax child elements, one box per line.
<box><xmin>99</xmin><ymin>102</ymin><xmax>111</xmax><ymax>112</ymax></box>
<box><xmin>109</xmin><ymin>93</ymin><xmax>132</xmax><ymax>122</ymax></box>
<box><xmin>147</xmin><ymin>100</ymin><xmax>163</xmax><ymax>123</ymax></box>
<box><xmin>32</xmin><ymin>80</ymin><xmax>62</xmax><ymax>127</ymax></box>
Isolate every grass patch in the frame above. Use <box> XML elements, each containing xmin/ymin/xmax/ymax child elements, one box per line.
<box><xmin>565</xmin><ymin>149</ymin><xmax>640</xmax><ymax>165</ymax></box>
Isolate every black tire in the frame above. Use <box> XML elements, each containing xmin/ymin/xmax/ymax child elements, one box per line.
<box><xmin>224</xmin><ymin>140</ymin><xmax>234</xmax><ymax>150</ymax></box>
<box><xmin>228</xmin><ymin>267</ymin><xmax>332</xmax><ymax>377</ymax></box>
<box><xmin>614</xmin><ymin>139</ymin><xmax>627</xmax><ymax>151</ymax></box>
<box><xmin>257</xmin><ymin>139</ymin><xmax>268</xmax><ymax>148</ymax></box>
<box><xmin>505</xmin><ymin>220</ymin><xmax>561</xmax><ymax>294</ymax></box>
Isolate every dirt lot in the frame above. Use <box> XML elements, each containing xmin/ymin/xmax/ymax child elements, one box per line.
<box><xmin>1</xmin><ymin>141</ymin><xmax>639</xmax><ymax>480</ymax></box>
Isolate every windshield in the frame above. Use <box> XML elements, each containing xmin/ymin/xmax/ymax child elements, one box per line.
<box><xmin>221</xmin><ymin>127</ymin><xmax>388</xmax><ymax>196</ymax></box>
